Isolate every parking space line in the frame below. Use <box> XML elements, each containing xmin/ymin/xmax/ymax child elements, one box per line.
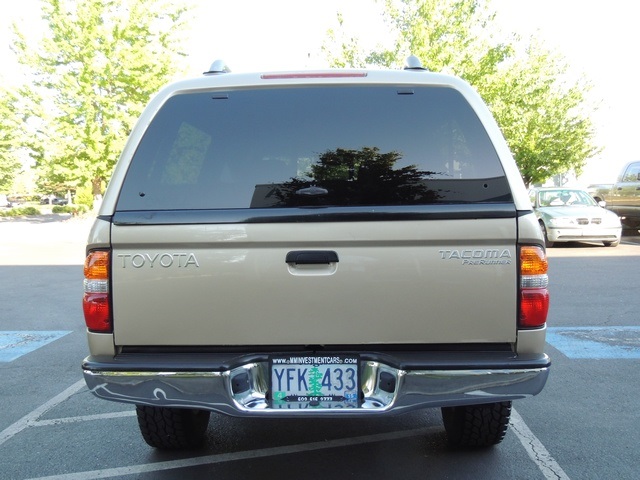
<box><xmin>511</xmin><ymin>408</ymin><xmax>570</xmax><ymax>480</ymax></box>
<box><xmin>4</xmin><ymin>380</ymin><xmax>569</xmax><ymax>479</ymax></box>
<box><xmin>30</xmin><ymin>411</ymin><xmax>136</xmax><ymax>427</ymax></box>
<box><xmin>0</xmin><ymin>379</ymin><xmax>85</xmax><ymax>447</ymax></box>
<box><xmin>24</xmin><ymin>427</ymin><xmax>441</xmax><ymax>480</ymax></box>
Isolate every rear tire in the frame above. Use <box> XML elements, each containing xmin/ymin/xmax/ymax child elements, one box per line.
<box><xmin>441</xmin><ymin>401</ymin><xmax>512</xmax><ymax>448</ymax></box>
<box><xmin>135</xmin><ymin>405</ymin><xmax>210</xmax><ymax>450</ymax></box>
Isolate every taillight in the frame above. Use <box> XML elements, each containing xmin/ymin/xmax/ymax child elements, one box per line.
<box><xmin>261</xmin><ymin>72</ymin><xmax>368</xmax><ymax>80</ymax></box>
<box><xmin>519</xmin><ymin>246</ymin><xmax>549</xmax><ymax>328</ymax></box>
<box><xmin>83</xmin><ymin>250</ymin><xmax>112</xmax><ymax>332</ymax></box>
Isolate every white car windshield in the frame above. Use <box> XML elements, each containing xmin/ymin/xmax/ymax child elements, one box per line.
<box><xmin>538</xmin><ymin>190</ymin><xmax>596</xmax><ymax>207</ymax></box>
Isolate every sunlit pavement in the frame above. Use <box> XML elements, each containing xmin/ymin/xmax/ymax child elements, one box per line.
<box><xmin>0</xmin><ymin>214</ymin><xmax>93</xmax><ymax>265</ymax></box>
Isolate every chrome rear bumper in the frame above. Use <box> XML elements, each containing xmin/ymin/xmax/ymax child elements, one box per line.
<box><xmin>83</xmin><ymin>353</ymin><xmax>550</xmax><ymax>416</ymax></box>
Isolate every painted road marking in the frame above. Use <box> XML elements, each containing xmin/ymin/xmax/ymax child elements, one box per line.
<box><xmin>546</xmin><ymin>326</ymin><xmax>640</xmax><ymax>359</ymax></box>
<box><xmin>30</xmin><ymin>411</ymin><xmax>136</xmax><ymax>427</ymax></box>
<box><xmin>511</xmin><ymin>408</ymin><xmax>570</xmax><ymax>480</ymax></box>
<box><xmin>24</xmin><ymin>427</ymin><xmax>443</xmax><ymax>480</ymax></box>
<box><xmin>2</xmin><ymin>379</ymin><xmax>570</xmax><ymax>480</ymax></box>
<box><xmin>0</xmin><ymin>331</ymin><xmax>72</xmax><ymax>362</ymax></box>
<box><xmin>0</xmin><ymin>379</ymin><xmax>85</xmax><ymax>447</ymax></box>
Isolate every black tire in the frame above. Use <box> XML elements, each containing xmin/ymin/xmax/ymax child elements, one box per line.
<box><xmin>540</xmin><ymin>222</ymin><xmax>554</xmax><ymax>248</ymax></box>
<box><xmin>441</xmin><ymin>401</ymin><xmax>512</xmax><ymax>448</ymax></box>
<box><xmin>603</xmin><ymin>239</ymin><xmax>620</xmax><ymax>247</ymax></box>
<box><xmin>135</xmin><ymin>405</ymin><xmax>210</xmax><ymax>450</ymax></box>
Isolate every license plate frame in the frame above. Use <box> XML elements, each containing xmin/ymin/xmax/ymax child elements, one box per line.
<box><xmin>270</xmin><ymin>354</ymin><xmax>360</xmax><ymax>409</ymax></box>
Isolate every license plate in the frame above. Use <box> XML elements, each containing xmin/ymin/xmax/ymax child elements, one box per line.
<box><xmin>270</xmin><ymin>355</ymin><xmax>359</xmax><ymax>409</ymax></box>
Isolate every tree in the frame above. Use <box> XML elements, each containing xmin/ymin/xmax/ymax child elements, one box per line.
<box><xmin>308</xmin><ymin>367</ymin><xmax>323</xmax><ymax>396</ymax></box>
<box><xmin>0</xmin><ymin>88</ymin><xmax>23</xmax><ymax>192</ymax></box>
<box><xmin>272</xmin><ymin>147</ymin><xmax>440</xmax><ymax>207</ymax></box>
<box><xmin>9</xmin><ymin>0</ymin><xmax>189</xmax><ymax>201</ymax></box>
<box><xmin>323</xmin><ymin>0</ymin><xmax>599</xmax><ymax>186</ymax></box>
<box><xmin>485</xmin><ymin>40</ymin><xmax>599</xmax><ymax>186</ymax></box>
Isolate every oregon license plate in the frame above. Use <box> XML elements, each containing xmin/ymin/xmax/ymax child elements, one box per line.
<box><xmin>270</xmin><ymin>355</ymin><xmax>359</xmax><ymax>409</ymax></box>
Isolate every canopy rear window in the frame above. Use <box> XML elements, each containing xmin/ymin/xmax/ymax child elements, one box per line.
<box><xmin>116</xmin><ymin>86</ymin><xmax>510</xmax><ymax>211</ymax></box>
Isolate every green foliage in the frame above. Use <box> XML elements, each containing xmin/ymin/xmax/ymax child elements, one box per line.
<box><xmin>323</xmin><ymin>12</ymin><xmax>369</xmax><ymax>68</ymax></box>
<box><xmin>322</xmin><ymin>0</ymin><xmax>599</xmax><ymax>186</ymax></box>
<box><xmin>0</xmin><ymin>206</ymin><xmax>40</xmax><ymax>217</ymax></box>
<box><xmin>9</xmin><ymin>0</ymin><xmax>190</xmax><ymax>197</ymax></box>
<box><xmin>74</xmin><ymin>185</ymin><xmax>94</xmax><ymax>209</ymax></box>
<box><xmin>52</xmin><ymin>204</ymin><xmax>89</xmax><ymax>215</ymax></box>
<box><xmin>483</xmin><ymin>40</ymin><xmax>599</xmax><ymax>186</ymax></box>
<box><xmin>0</xmin><ymin>88</ymin><xmax>24</xmax><ymax>191</ymax></box>
<box><xmin>373</xmin><ymin>0</ymin><xmax>511</xmax><ymax>76</ymax></box>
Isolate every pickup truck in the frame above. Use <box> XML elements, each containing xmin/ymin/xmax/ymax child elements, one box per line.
<box><xmin>589</xmin><ymin>161</ymin><xmax>640</xmax><ymax>232</ymax></box>
<box><xmin>81</xmin><ymin>57</ymin><xmax>551</xmax><ymax>451</ymax></box>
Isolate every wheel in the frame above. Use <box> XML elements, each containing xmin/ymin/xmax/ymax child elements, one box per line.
<box><xmin>441</xmin><ymin>401</ymin><xmax>512</xmax><ymax>448</ymax></box>
<box><xmin>135</xmin><ymin>405</ymin><xmax>210</xmax><ymax>449</ymax></box>
<box><xmin>603</xmin><ymin>239</ymin><xmax>620</xmax><ymax>247</ymax></box>
<box><xmin>540</xmin><ymin>222</ymin><xmax>554</xmax><ymax>248</ymax></box>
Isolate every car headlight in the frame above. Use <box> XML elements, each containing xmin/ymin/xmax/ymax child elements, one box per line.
<box><xmin>603</xmin><ymin>213</ymin><xmax>622</xmax><ymax>227</ymax></box>
<box><xmin>548</xmin><ymin>217</ymin><xmax>575</xmax><ymax>228</ymax></box>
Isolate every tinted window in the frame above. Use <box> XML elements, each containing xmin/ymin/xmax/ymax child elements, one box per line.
<box><xmin>622</xmin><ymin>163</ymin><xmax>640</xmax><ymax>182</ymax></box>
<box><xmin>117</xmin><ymin>86</ymin><xmax>510</xmax><ymax>211</ymax></box>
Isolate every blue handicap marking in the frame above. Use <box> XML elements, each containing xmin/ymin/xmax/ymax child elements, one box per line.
<box><xmin>0</xmin><ymin>331</ymin><xmax>72</xmax><ymax>362</ymax></box>
<box><xmin>546</xmin><ymin>327</ymin><xmax>640</xmax><ymax>359</ymax></box>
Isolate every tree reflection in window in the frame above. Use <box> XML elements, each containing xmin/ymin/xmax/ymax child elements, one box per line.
<box><xmin>255</xmin><ymin>147</ymin><xmax>442</xmax><ymax>207</ymax></box>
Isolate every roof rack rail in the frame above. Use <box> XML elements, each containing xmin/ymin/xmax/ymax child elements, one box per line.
<box><xmin>404</xmin><ymin>55</ymin><xmax>428</xmax><ymax>71</ymax></box>
<box><xmin>204</xmin><ymin>60</ymin><xmax>231</xmax><ymax>75</ymax></box>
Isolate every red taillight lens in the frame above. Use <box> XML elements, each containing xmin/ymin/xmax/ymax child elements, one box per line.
<box><xmin>83</xmin><ymin>250</ymin><xmax>112</xmax><ymax>333</ymax></box>
<box><xmin>261</xmin><ymin>72</ymin><xmax>368</xmax><ymax>80</ymax></box>
<box><xmin>83</xmin><ymin>292</ymin><xmax>111</xmax><ymax>331</ymax></box>
<box><xmin>520</xmin><ymin>288</ymin><xmax>550</xmax><ymax>328</ymax></box>
<box><xmin>519</xmin><ymin>246</ymin><xmax>549</xmax><ymax>329</ymax></box>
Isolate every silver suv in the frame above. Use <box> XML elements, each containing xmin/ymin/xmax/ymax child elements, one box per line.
<box><xmin>82</xmin><ymin>58</ymin><xmax>550</xmax><ymax>450</ymax></box>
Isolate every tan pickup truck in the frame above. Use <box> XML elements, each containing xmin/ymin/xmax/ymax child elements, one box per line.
<box><xmin>82</xmin><ymin>58</ymin><xmax>550</xmax><ymax>450</ymax></box>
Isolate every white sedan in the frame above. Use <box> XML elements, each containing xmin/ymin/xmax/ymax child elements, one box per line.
<box><xmin>529</xmin><ymin>188</ymin><xmax>622</xmax><ymax>247</ymax></box>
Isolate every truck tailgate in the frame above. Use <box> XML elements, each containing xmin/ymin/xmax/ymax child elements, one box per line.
<box><xmin>111</xmin><ymin>218</ymin><xmax>517</xmax><ymax>346</ymax></box>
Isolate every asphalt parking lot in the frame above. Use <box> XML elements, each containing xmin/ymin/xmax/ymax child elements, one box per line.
<box><xmin>1</xmin><ymin>215</ymin><xmax>639</xmax><ymax>479</ymax></box>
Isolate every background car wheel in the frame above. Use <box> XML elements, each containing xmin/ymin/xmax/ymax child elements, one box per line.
<box><xmin>135</xmin><ymin>405</ymin><xmax>210</xmax><ymax>450</ymax></box>
<box><xmin>441</xmin><ymin>401</ymin><xmax>512</xmax><ymax>448</ymax></box>
<box><xmin>603</xmin><ymin>239</ymin><xmax>620</xmax><ymax>247</ymax></box>
<box><xmin>540</xmin><ymin>222</ymin><xmax>554</xmax><ymax>247</ymax></box>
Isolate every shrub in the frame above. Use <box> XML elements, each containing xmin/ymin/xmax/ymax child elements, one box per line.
<box><xmin>52</xmin><ymin>204</ymin><xmax>89</xmax><ymax>215</ymax></box>
<box><xmin>0</xmin><ymin>206</ymin><xmax>40</xmax><ymax>217</ymax></box>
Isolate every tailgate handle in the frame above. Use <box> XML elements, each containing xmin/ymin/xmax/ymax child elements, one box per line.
<box><xmin>286</xmin><ymin>250</ymin><xmax>339</xmax><ymax>265</ymax></box>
